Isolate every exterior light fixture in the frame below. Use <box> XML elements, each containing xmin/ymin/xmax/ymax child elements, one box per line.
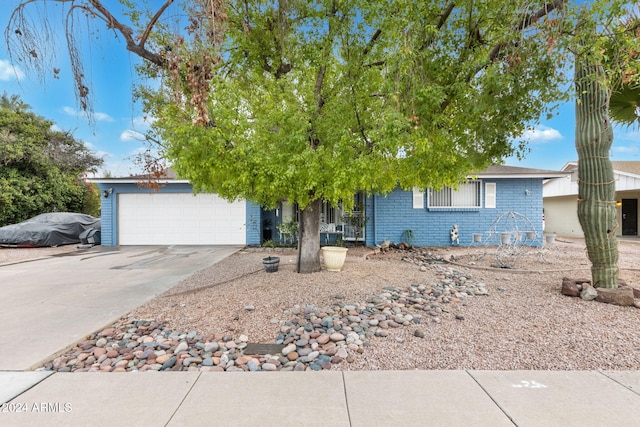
<box><xmin>103</xmin><ymin>188</ymin><xmax>113</xmax><ymax>198</ymax></box>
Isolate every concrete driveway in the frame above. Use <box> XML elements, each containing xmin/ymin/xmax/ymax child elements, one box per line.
<box><xmin>0</xmin><ymin>245</ymin><xmax>241</xmax><ymax>371</ymax></box>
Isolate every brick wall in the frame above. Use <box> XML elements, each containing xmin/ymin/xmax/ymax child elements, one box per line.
<box><xmin>98</xmin><ymin>187</ymin><xmax>114</xmax><ymax>246</ymax></box>
<box><xmin>366</xmin><ymin>178</ymin><xmax>544</xmax><ymax>247</ymax></box>
<box><xmin>245</xmin><ymin>202</ymin><xmax>262</xmax><ymax>245</ymax></box>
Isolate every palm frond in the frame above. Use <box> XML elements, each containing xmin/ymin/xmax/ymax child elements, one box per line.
<box><xmin>609</xmin><ymin>85</ymin><xmax>640</xmax><ymax>128</ymax></box>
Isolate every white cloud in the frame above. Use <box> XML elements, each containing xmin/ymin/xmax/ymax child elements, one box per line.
<box><xmin>131</xmin><ymin>114</ymin><xmax>157</xmax><ymax>129</ymax></box>
<box><xmin>0</xmin><ymin>59</ymin><xmax>25</xmax><ymax>81</ymax></box>
<box><xmin>95</xmin><ymin>145</ymin><xmax>167</xmax><ymax>178</ymax></box>
<box><xmin>521</xmin><ymin>125</ymin><xmax>563</xmax><ymax>143</ymax></box>
<box><xmin>93</xmin><ymin>111</ymin><xmax>115</xmax><ymax>122</ymax></box>
<box><xmin>611</xmin><ymin>126</ymin><xmax>639</xmax><ymax>157</ymax></box>
<box><xmin>96</xmin><ymin>160</ymin><xmax>143</xmax><ymax>178</ymax></box>
<box><xmin>62</xmin><ymin>106</ymin><xmax>114</xmax><ymax>122</ymax></box>
<box><xmin>615</xmin><ymin>128</ymin><xmax>640</xmax><ymax>142</ymax></box>
<box><xmin>94</xmin><ymin>150</ymin><xmax>145</xmax><ymax>178</ymax></box>
<box><xmin>611</xmin><ymin>145</ymin><xmax>639</xmax><ymax>154</ymax></box>
<box><xmin>120</xmin><ymin>129</ymin><xmax>146</xmax><ymax>141</ymax></box>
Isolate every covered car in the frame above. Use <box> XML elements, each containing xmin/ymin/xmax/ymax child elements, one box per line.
<box><xmin>0</xmin><ymin>212</ymin><xmax>101</xmax><ymax>247</ymax></box>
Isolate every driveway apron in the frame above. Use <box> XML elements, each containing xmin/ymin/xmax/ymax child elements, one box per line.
<box><xmin>0</xmin><ymin>245</ymin><xmax>240</xmax><ymax>371</ymax></box>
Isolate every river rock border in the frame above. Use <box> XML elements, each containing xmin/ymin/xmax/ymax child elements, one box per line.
<box><xmin>41</xmin><ymin>265</ymin><xmax>489</xmax><ymax>372</ymax></box>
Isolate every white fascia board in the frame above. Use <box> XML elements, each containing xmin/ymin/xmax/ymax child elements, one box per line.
<box><xmin>471</xmin><ymin>173</ymin><xmax>569</xmax><ymax>179</ymax></box>
<box><xmin>86</xmin><ymin>179</ymin><xmax>191</xmax><ymax>184</ymax></box>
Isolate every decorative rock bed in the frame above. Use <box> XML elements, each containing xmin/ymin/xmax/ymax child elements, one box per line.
<box><xmin>41</xmin><ymin>264</ymin><xmax>490</xmax><ymax>372</ymax></box>
<box><xmin>561</xmin><ymin>277</ymin><xmax>640</xmax><ymax>307</ymax></box>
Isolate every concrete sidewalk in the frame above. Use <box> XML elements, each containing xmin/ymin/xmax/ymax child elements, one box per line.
<box><xmin>2</xmin><ymin>370</ymin><xmax>640</xmax><ymax>426</ymax></box>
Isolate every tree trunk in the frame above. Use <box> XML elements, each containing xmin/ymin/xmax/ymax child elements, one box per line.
<box><xmin>296</xmin><ymin>199</ymin><xmax>322</xmax><ymax>273</ymax></box>
<box><xmin>575</xmin><ymin>58</ymin><xmax>619</xmax><ymax>288</ymax></box>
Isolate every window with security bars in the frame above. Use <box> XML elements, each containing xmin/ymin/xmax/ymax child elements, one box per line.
<box><xmin>428</xmin><ymin>180</ymin><xmax>482</xmax><ymax>208</ymax></box>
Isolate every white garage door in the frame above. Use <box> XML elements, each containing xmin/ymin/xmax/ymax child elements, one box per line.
<box><xmin>118</xmin><ymin>193</ymin><xmax>246</xmax><ymax>245</ymax></box>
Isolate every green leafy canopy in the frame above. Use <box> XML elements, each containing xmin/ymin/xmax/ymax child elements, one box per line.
<box><xmin>138</xmin><ymin>0</ymin><xmax>572</xmax><ymax>209</ymax></box>
<box><xmin>0</xmin><ymin>93</ymin><xmax>103</xmax><ymax>225</ymax></box>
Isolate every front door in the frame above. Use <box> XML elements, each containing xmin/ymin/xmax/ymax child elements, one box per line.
<box><xmin>622</xmin><ymin>199</ymin><xmax>638</xmax><ymax>236</ymax></box>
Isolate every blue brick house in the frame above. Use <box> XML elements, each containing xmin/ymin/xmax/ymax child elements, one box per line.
<box><xmin>91</xmin><ymin>165</ymin><xmax>564</xmax><ymax>247</ymax></box>
<box><xmin>363</xmin><ymin>165</ymin><xmax>565</xmax><ymax>247</ymax></box>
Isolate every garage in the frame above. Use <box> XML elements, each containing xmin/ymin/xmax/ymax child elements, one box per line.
<box><xmin>118</xmin><ymin>193</ymin><xmax>246</xmax><ymax>245</ymax></box>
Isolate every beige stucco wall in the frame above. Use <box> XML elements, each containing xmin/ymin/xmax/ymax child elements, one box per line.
<box><xmin>545</xmin><ymin>193</ymin><xmax>640</xmax><ymax>237</ymax></box>
<box><xmin>544</xmin><ymin>196</ymin><xmax>582</xmax><ymax>236</ymax></box>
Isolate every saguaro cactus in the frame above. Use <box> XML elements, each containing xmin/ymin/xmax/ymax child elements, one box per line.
<box><xmin>575</xmin><ymin>58</ymin><xmax>619</xmax><ymax>288</ymax></box>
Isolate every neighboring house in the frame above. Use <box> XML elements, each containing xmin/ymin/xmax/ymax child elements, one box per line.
<box><xmin>91</xmin><ymin>165</ymin><xmax>564</xmax><ymax>247</ymax></box>
<box><xmin>543</xmin><ymin>161</ymin><xmax>640</xmax><ymax>238</ymax></box>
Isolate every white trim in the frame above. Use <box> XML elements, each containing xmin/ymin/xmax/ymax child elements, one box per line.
<box><xmin>472</xmin><ymin>173</ymin><xmax>567</xmax><ymax>179</ymax></box>
<box><xmin>87</xmin><ymin>179</ymin><xmax>190</xmax><ymax>184</ymax></box>
<box><xmin>412</xmin><ymin>187</ymin><xmax>424</xmax><ymax>209</ymax></box>
<box><xmin>485</xmin><ymin>182</ymin><xmax>496</xmax><ymax>208</ymax></box>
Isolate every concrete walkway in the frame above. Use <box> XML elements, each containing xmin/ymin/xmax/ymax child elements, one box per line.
<box><xmin>0</xmin><ymin>245</ymin><xmax>242</xmax><ymax>370</ymax></box>
<box><xmin>1</xmin><ymin>370</ymin><xmax>640</xmax><ymax>426</ymax></box>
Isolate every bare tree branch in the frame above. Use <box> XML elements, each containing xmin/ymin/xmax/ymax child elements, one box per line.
<box><xmin>439</xmin><ymin>0</ymin><xmax>568</xmax><ymax>112</ymax></box>
<box><xmin>419</xmin><ymin>2</ymin><xmax>455</xmax><ymax>51</ymax></box>
<box><xmin>362</xmin><ymin>29</ymin><xmax>382</xmax><ymax>56</ymax></box>
<box><xmin>138</xmin><ymin>0</ymin><xmax>175</xmax><ymax>48</ymax></box>
<box><xmin>476</xmin><ymin>0</ymin><xmax>568</xmax><ymax>75</ymax></box>
<box><xmin>86</xmin><ymin>0</ymin><xmax>167</xmax><ymax>66</ymax></box>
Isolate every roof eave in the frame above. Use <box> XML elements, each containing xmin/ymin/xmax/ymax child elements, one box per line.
<box><xmin>87</xmin><ymin>178</ymin><xmax>191</xmax><ymax>184</ymax></box>
<box><xmin>472</xmin><ymin>173</ymin><xmax>569</xmax><ymax>179</ymax></box>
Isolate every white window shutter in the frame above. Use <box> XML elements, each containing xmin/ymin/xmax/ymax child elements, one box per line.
<box><xmin>485</xmin><ymin>182</ymin><xmax>496</xmax><ymax>208</ymax></box>
<box><xmin>412</xmin><ymin>187</ymin><xmax>424</xmax><ymax>209</ymax></box>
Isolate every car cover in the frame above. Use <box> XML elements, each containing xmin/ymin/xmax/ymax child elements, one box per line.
<box><xmin>0</xmin><ymin>212</ymin><xmax>101</xmax><ymax>247</ymax></box>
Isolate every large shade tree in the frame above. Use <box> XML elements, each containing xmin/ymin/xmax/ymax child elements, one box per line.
<box><xmin>6</xmin><ymin>0</ymin><xmax>631</xmax><ymax>273</ymax></box>
<box><xmin>136</xmin><ymin>0</ymin><xmax>572</xmax><ymax>273</ymax></box>
<box><xmin>0</xmin><ymin>93</ymin><xmax>103</xmax><ymax>225</ymax></box>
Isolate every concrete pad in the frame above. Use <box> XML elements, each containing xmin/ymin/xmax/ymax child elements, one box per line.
<box><xmin>0</xmin><ymin>245</ymin><xmax>240</xmax><ymax>370</ymax></box>
<box><xmin>0</xmin><ymin>371</ymin><xmax>53</xmax><ymax>404</ymax></box>
<box><xmin>343</xmin><ymin>370</ymin><xmax>513</xmax><ymax>427</ymax></box>
<box><xmin>601</xmin><ymin>371</ymin><xmax>640</xmax><ymax>395</ymax></box>
<box><xmin>169</xmin><ymin>372</ymin><xmax>350</xmax><ymax>427</ymax></box>
<box><xmin>2</xmin><ymin>372</ymin><xmax>200</xmax><ymax>426</ymax></box>
<box><xmin>469</xmin><ymin>370</ymin><xmax>640</xmax><ymax>427</ymax></box>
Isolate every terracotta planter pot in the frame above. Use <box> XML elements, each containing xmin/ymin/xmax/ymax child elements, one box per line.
<box><xmin>321</xmin><ymin>246</ymin><xmax>348</xmax><ymax>272</ymax></box>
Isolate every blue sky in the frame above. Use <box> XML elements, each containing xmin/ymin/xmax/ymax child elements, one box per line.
<box><xmin>1</xmin><ymin>0</ymin><xmax>152</xmax><ymax>177</ymax></box>
<box><xmin>0</xmin><ymin>0</ymin><xmax>638</xmax><ymax>177</ymax></box>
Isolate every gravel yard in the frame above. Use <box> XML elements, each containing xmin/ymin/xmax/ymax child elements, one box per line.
<box><xmin>0</xmin><ymin>244</ymin><xmax>79</xmax><ymax>265</ymax></box>
<box><xmin>4</xmin><ymin>238</ymin><xmax>640</xmax><ymax>371</ymax></box>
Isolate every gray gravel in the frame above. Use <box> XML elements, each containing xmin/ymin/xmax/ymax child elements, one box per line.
<box><xmin>6</xmin><ymin>238</ymin><xmax>640</xmax><ymax>371</ymax></box>
<box><xmin>0</xmin><ymin>244</ymin><xmax>79</xmax><ymax>265</ymax></box>
<box><xmin>129</xmin><ymin>238</ymin><xmax>640</xmax><ymax>371</ymax></box>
